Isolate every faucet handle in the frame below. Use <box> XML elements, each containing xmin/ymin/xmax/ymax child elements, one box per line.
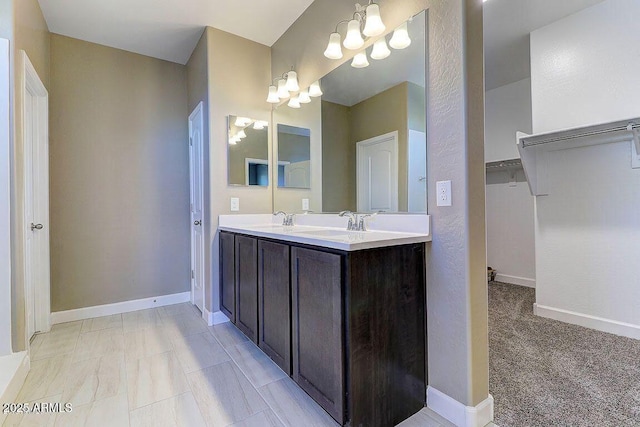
<box><xmin>357</xmin><ymin>212</ymin><xmax>377</xmax><ymax>231</ymax></box>
<box><xmin>285</xmin><ymin>213</ymin><xmax>295</xmax><ymax>227</ymax></box>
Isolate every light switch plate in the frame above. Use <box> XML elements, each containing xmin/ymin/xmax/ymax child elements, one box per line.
<box><xmin>302</xmin><ymin>198</ymin><xmax>310</xmax><ymax>211</ymax></box>
<box><xmin>436</xmin><ymin>180</ymin><xmax>452</xmax><ymax>207</ymax></box>
<box><xmin>230</xmin><ymin>197</ymin><xmax>240</xmax><ymax>212</ymax></box>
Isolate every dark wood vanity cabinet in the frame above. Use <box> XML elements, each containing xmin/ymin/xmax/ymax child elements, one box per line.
<box><xmin>219</xmin><ymin>232</ymin><xmax>236</xmax><ymax>322</ymax></box>
<box><xmin>258</xmin><ymin>240</ymin><xmax>291</xmax><ymax>374</ymax></box>
<box><xmin>234</xmin><ymin>235</ymin><xmax>259</xmax><ymax>343</ymax></box>
<box><xmin>220</xmin><ymin>231</ymin><xmax>426</xmax><ymax>427</ymax></box>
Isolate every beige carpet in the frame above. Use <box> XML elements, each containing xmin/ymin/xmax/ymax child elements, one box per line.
<box><xmin>489</xmin><ymin>282</ymin><xmax>640</xmax><ymax>427</ymax></box>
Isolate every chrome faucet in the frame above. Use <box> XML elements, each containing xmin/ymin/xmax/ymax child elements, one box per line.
<box><xmin>274</xmin><ymin>211</ymin><xmax>295</xmax><ymax>226</ymax></box>
<box><xmin>357</xmin><ymin>212</ymin><xmax>377</xmax><ymax>231</ymax></box>
<box><xmin>339</xmin><ymin>211</ymin><xmax>358</xmax><ymax>231</ymax></box>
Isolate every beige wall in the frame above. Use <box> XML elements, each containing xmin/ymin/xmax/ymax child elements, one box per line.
<box><xmin>321</xmin><ymin>101</ymin><xmax>353</xmax><ymax>212</ymax></box>
<box><xmin>351</xmin><ymin>83</ymin><xmax>409</xmax><ymax>211</ymax></box>
<box><xmin>10</xmin><ymin>0</ymin><xmax>49</xmax><ymax>351</ymax></box>
<box><xmin>207</xmin><ymin>27</ymin><xmax>272</xmax><ymax>312</ymax></box>
<box><xmin>273</xmin><ymin>0</ymin><xmax>488</xmax><ymax>409</ymax></box>
<box><xmin>49</xmin><ymin>35</ymin><xmax>190</xmax><ymax>311</ymax></box>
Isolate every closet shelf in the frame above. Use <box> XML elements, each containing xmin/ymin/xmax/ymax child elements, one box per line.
<box><xmin>516</xmin><ymin>117</ymin><xmax>640</xmax><ymax>196</ymax></box>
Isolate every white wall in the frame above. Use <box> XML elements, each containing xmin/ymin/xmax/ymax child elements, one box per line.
<box><xmin>530</xmin><ymin>0</ymin><xmax>640</xmax><ymax>337</ymax></box>
<box><xmin>485</xmin><ymin>78</ymin><xmax>531</xmax><ymax>162</ymax></box>
<box><xmin>485</xmin><ymin>78</ymin><xmax>535</xmax><ymax>287</ymax></box>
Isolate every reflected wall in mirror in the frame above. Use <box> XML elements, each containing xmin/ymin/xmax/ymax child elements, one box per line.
<box><xmin>228</xmin><ymin>115</ymin><xmax>270</xmax><ymax>186</ymax></box>
<box><xmin>272</xmin><ymin>10</ymin><xmax>427</xmax><ymax>213</ymax></box>
<box><xmin>277</xmin><ymin>124</ymin><xmax>311</xmax><ymax>188</ymax></box>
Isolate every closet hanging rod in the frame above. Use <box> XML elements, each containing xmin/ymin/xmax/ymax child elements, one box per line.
<box><xmin>521</xmin><ymin>122</ymin><xmax>640</xmax><ymax>148</ymax></box>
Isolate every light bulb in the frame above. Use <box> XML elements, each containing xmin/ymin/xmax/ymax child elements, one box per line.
<box><xmin>288</xmin><ymin>96</ymin><xmax>301</xmax><ymax>109</ymax></box>
<box><xmin>363</xmin><ymin>3</ymin><xmax>385</xmax><ymax>37</ymax></box>
<box><xmin>389</xmin><ymin>22</ymin><xmax>411</xmax><ymax>50</ymax></box>
<box><xmin>234</xmin><ymin>117</ymin><xmax>251</xmax><ymax>127</ymax></box>
<box><xmin>309</xmin><ymin>80</ymin><xmax>323</xmax><ymax>97</ymax></box>
<box><xmin>237</xmin><ymin>130</ymin><xmax>247</xmax><ymax>139</ymax></box>
<box><xmin>286</xmin><ymin>71</ymin><xmax>300</xmax><ymax>92</ymax></box>
<box><xmin>277</xmin><ymin>78</ymin><xmax>289</xmax><ymax>99</ymax></box>
<box><xmin>343</xmin><ymin>19</ymin><xmax>364</xmax><ymax>50</ymax></box>
<box><xmin>351</xmin><ymin>52</ymin><xmax>369</xmax><ymax>68</ymax></box>
<box><xmin>298</xmin><ymin>90</ymin><xmax>311</xmax><ymax>104</ymax></box>
<box><xmin>324</xmin><ymin>32</ymin><xmax>343</xmax><ymax>59</ymax></box>
<box><xmin>253</xmin><ymin>121</ymin><xmax>267</xmax><ymax>130</ymax></box>
<box><xmin>266</xmin><ymin>85</ymin><xmax>279</xmax><ymax>103</ymax></box>
<box><xmin>370</xmin><ymin>37</ymin><xmax>391</xmax><ymax>60</ymax></box>
<box><xmin>229</xmin><ymin>139</ymin><xmax>237</xmax><ymax>145</ymax></box>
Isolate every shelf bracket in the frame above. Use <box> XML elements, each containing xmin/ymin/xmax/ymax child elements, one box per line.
<box><xmin>630</xmin><ymin>124</ymin><xmax>640</xmax><ymax>169</ymax></box>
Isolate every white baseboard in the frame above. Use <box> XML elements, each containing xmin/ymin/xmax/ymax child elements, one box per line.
<box><xmin>427</xmin><ymin>386</ymin><xmax>494</xmax><ymax>427</ymax></box>
<box><xmin>204</xmin><ymin>308</ymin><xmax>230</xmax><ymax>326</ymax></box>
<box><xmin>51</xmin><ymin>292</ymin><xmax>191</xmax><ymax>324</ymax></box>
<box><xmin>534</xmin><ymin>303</ymin><xmax>640</xmax><ymax>340</ymax></box>
<box><xmin>494</xmin><ymin>274</ymin><xmax>535</xmax><ymax>288</ymax></box>
<box><xmin>0</xmin><ymin>352</ymin><xmax>29</xmax><ymax>425</ymax></box>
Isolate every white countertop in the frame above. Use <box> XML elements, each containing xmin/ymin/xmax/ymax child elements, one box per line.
<box><xmin>218</xmin><ymin>221</ymin><xmax>431</xmax><ymax>252</ymax></box>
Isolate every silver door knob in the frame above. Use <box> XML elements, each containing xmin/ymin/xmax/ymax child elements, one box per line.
<box><xmin>193</xmin><ymin>220</ymin><xmax>201</xmax><ymax>226</ymax></box>
<box><xmin>31</xmin><ymin>223</ymin><xmax>43</xmax><ymax>231</ymax></box>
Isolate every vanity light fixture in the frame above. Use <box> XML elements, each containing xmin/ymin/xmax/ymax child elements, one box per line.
<box><xmin>323</xmin><ymin>1</ymin><xmax>385</xmax><ymax>59</ymax></box>
<box><xmin>237</xmin><ymin>129</ymin><xmax>247</xmax><ymax>139</ymax></box>
<box><xmin>298</xmin><ymin>90</ymin><xmax>312</xmax><ymax>104</ymax></box>
<box><xmin>266</xmin><ymin>85</ymin><xmax>279</xmax><ymax>103</ymax></box>
<box><xmin>288</xmin><ymin>96</ymin><xmax>301</xmax><ymax>109</ymax></box>
<box><xmin>370</xmin><ymin>37</ymin><xmax>391</xmax><ymax>60</ymax></box>
<box><xmin>253</xmin><ymin>120</ymin><xmax>268</xmax><ymax>130</ymax></box>
<box><xmin>234</xmin><ymin>117</ymin><xmax>251</xmax><ymax>127</ymax></box>
<box><xmin>389</xmin><ymin>22</ymin><xmax>411</xmax><ymax>49</ymax></box>
<box><xmin>351</xmin><ymin>51</ymin><xmax>370</xmax><ymax>68</ymax></box>
<box><xmin>276</xmin><ymin>78</ymin><xmax>289</xmax><ymax>99</ymax></box>
<box><xmin>286</xmin><ymin>70</ymin><xmax>300</xmax><ymax>92</ymax></box>
<box><xmin>309</xmin><ymin>80</ymin><xmax>323</xmax><ymax>97</ymax></box>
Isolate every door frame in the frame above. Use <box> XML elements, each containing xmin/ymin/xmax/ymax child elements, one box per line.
<box><xmin>0</xmin><ymin>38</ymin><xmax>11</xmax><ymax>355</ymax></box>
<box><xmin>21</xmin><ymin>50</ymin><xmax>50</xmax><ymax>339</ymax></box>
<box><xmin>356</xmin><ymin>130</ymin><xmax>399</xmax><ymax>212</ymax></box>
<box><xmin>188</xmin><ymin>102</ymin><xmax>205</xmax><ymax>310</ymax></box>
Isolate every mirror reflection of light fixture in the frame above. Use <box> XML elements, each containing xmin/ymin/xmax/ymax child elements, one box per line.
<box><xmin>286</xmin><ymin>70</ymin><xmax>300</xmax><ymax>92</ymax></box>
<box><xmin>324</xmin><ymin>32</ymin><xmax>343</xmax><ymax>59</ymax></box>
<box><xmin>362</xmin><ymin>4</ymin><xmax>385</xmax><ymax>37</ymax></box>
<box><xmin>276</xmin><ymin>78</ymin><xmax>289</xmax><ymax>99</ymax></box>
<box><xmin>253</xmin><ymin>120</ymin><xmax>268</xmax><ymax>130</ymax></box>
<box><xmin>298</xmin><ymin>90</ymin><xmax>312</xmax><ymax>104</ymax></box>
<box><xmin>370</xmin><ymin>37</ymin><xmax>390</xmax><ymax>60</ymax></box>
<box><xmin>351</xmin><ymin>52</ymin><xmax>370</xmax><ymax>68</ymax></box>
<box><xmin>234</xmin><ymin>117</ymin><xmax>251</xmax><ymax>127</ymax></box>
<box><xmin>343</xmin><ymin>19</ymin><xmax>365</xmax><ymax>50</ymax></box>
<box><xmin>237</xmin><ymin>130</ymin><xmax>247</xmax><ymax>139</ymax></box>
<box><xmin>389</xmin><ymin>22</ymin><xmax>411</xmax><ymax>49</ymax></box>
<box><xmin>309</xmin><ymin>80</ymin><xmax>323</xmax><ymax>97</ymax></box>
<box><xmin>288</xmin><ymin>96</ymin><xmax>301</xmax><ymax>109</ymax></box>
<box><xmin>266</xmin><ymin>85</ymin><xmax>279</xmax><ymax>103</ymax></box>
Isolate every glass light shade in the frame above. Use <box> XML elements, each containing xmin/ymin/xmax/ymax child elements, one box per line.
<box><xmin>324</xmin><ymin>32</ymin><xmax>343</xmax><ymax>59</ymax></box>
<box><xmin>389</xmin><ymin>22</ymin><xmax>411</xmax><ymax>49</ymax></box>
<box><xmin>253</xmin><ymin>120</ymin><xmax>267</xmax><ymax>130</ymax></box>
<box><xmin>370</xmin><ymin>37</ymin><xmax>391</xmax><ymax>60</ymax></box>
<box><xmin>343</xmin><ymin>19</ymin><xmax>364</xmax><ymax>50</ymax></box>
<box><xmin>237</xmin><ymin>130</ymin><xmax>247</xmax><ymax>139</ymax></box>
<box><xmin>234</xmin><ymin>117</ymin><xmax>250</xmax><ymax>127</ymax></box>
<box><xmin>285</xmin><ymin>71</ymin><xmax>300</xmax><ymax>92</ymax></box>
<box><xmin>288</xmin><ymin>96</ymin><xmax>301</xmax><ymax>109</ymax></box>
<box><xmin>363</xmin><ymin>4</ymin><xmax>385</xmax><ymax>37</ymax></box>
<box><xmin>229</xmin><ymin>139</ymin><xmax>237</xmax><ymax>145</ymax></box>
<box><xmin>277</xmin><ymin>78</ymin><xmax>290</xmax><ymax>99</ymax></box>
<box><xmin>309</xmin><ymin>80</ymin><xmax>323</xmax><ymax>97</ymax></box>
<box><xmin>298</xmin><ymin>90</ymin><xmax>311</xmax><ymax>104</ymax></box>
<box><xmin>351</xmin><ymin>52</ymin><xmax>370</xmax><ymax>68</ymax></box>
<box><xmin>266</xmin><ymin>85</ymin><xmax>279</xmax><ymax>103</ymax></box>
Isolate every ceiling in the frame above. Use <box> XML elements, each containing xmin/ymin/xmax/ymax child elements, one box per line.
<box><xmin>37</xmin><ymin>0</ymin><xmax>315</xmax><ymax>65</ymax></box>
<box><xmin>483</xmin><ymin>0</ymin><xmax>604</xmax><ymax>90</ymax></box>
<box><xmin>321</xmin><ymin>12</ymin><xmax>426</xmax><ymax>107</ymax></box>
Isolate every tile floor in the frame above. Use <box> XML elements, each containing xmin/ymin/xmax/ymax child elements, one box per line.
<box><xmin>4</xmin><ymin>303</ymin><xmax>455</xmax><ymax>427</ymax></box>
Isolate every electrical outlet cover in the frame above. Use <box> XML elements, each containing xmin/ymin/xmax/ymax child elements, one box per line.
<box><xmin>230</xmin><ymin>197</ymin><xmax>240</xmax><ymax>212</ymax></box>
<box><xmin>436</xmin><ymin>180</ymin><xmax>452</xmax><ymax>207</ymax></box>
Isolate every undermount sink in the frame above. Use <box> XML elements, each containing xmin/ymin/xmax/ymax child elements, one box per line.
<box><xmin>295</xmin><ymin>229</ymin><xmax>350</xmax><ymax>237</ymax></box>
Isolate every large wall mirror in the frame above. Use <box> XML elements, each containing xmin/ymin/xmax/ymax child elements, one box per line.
<box><xmin>272</xmin><ymin>10</ymin><xmax>427</xmax><ymax>213</ymax></box>
<box><xmin>228</xmin><ymin>115</ymin><xmax>270</xmax><ymax>186</ymax></box>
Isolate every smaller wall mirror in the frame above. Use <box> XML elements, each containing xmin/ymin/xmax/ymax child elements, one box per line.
<box><xmin>228</xmin><ymin>115</ymin><xmax>270</xmax><ymax>186</ymax></box>
<box><xmin>277</xmin><ymin>124</ymin><xmax>311</xmax><ymax>188</ymax></box>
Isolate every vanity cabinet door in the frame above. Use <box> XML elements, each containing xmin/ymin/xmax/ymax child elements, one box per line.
<box><xmin>291</xmin><ymin>247</ymin><xmax>344</xmax><ymax>425</ymax></box>
<box><xmin>219</xmin><ymin>232</ymin><xmax>236</xmax><ymax>323</ymax></box>
<box><xmin>235</xmin><ymin>235</ymin><xmax>258</xmax><ymax>343</ymax></box>
<box><xmin>258</xmin><ymin>240</ymin><xmax>291</xmax><ymax>374</ymax></box>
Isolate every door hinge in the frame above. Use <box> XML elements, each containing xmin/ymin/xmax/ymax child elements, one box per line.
<box><xmin>189</xmin><ymin>137</ymin><xmax>193</xmax><ymax>146</ymax></box>
<box><xmin>191</xmin><ymin>270</ymin><xmax>194</xmax><ymax>279</ymax></box>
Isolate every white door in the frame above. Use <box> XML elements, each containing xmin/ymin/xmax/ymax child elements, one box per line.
<box><xmin>189</xmin><ymin>103</ymin><xmax>205</xmax><ymax>313</ymax></box>
<box><xmin>357</xmin><ymin>131</ymin><xmax>399</xmax><ymax>212</ymax></box>
<box><xmin>284</xmin><ymin>160</ymin><xmax>310</xmax><ymax>188</ymax></box>
<box><xmin>408</xmin><ymin>130</ymin><xmax>427</xmax><ymax>213</ymax></box>
<box><xmin>22</xmin><ymin>51</ymin><xmax>50</xmax><ymax>339</ymax></box>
